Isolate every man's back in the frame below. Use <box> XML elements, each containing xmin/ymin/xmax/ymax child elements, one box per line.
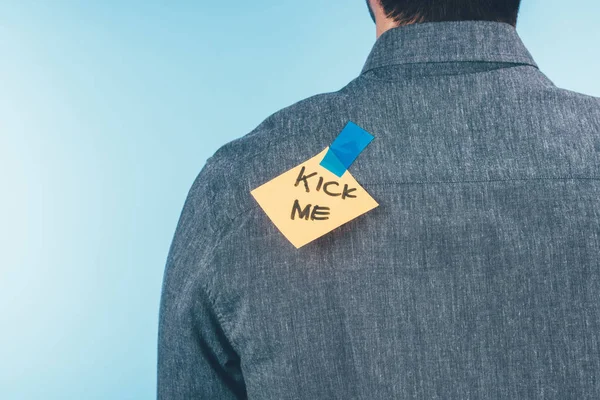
<box><xmin>158</xmin><ymin>21</ymin><xmax>600</xmax><ymax>399</ymax></box>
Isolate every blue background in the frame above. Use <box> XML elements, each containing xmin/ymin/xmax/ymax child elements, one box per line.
<box><xmin>1</xmin><ymin>1</ymin><xmax>598</xmax><ymax>398</ymax></box>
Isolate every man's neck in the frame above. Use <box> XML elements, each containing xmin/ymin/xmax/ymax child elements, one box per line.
<box><xmin>376</xmin><ymin>19</ymin><xmax>401</xmax><ymax>38</ymax></box>
<box><xmin>376</xmin><ymin>19</ymin><xmax>518</xmax><ymax>38</ymax></box>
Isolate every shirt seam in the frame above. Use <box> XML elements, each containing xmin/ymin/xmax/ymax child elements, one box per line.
<box><xmin>196</xmin><ymin>213</ymin><xmax>252</xmax><ymax>354</ymax></box>
<box><xmin>358</xmin><ymin>63</ymin><xmax>538</xmax><ymax>82</ymax></box>
<box><xmin>233</xmin><ymin>175</ymin><xmax>600</xmax><ymax>223</ymax></box>
<box><xmin>361</xmin><ymin>176</ymin><xmax>600</xmax><ymax>186</ymax></box>
<box><xmin>362</xmin><ymin>55</ymin><xmax>537</xmax><ymax>75</ymax></box>
<box><xmin>196</xmin><ymin>267</ymin><xmax>242</xmax><ymax>353</ymax></box>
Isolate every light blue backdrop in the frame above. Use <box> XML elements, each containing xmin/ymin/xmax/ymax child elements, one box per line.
<box><xmin>1</xmin><ymin>1</ymin><xmax>598</xmax><ymax>399</ymax></box>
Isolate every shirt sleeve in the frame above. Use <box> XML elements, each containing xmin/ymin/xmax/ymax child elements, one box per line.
<box><xmin>157</xmin><ymin>162</ymin><xmax>246</xmax><ymax>399</ymax></box>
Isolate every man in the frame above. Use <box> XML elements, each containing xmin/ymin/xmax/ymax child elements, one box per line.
<box><xmin>158</xmin><ymin>0</ymin><xmax>600</xmax><ymax>398</ymax></box>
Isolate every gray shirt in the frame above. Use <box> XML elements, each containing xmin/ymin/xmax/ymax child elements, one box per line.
<box><xmin>158</xmin><ymin>21</ymin><xmax>600</xmax><ymax>399</ymax></box>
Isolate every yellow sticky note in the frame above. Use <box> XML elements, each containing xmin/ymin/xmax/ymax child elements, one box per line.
<box><xmin>250</xmin><ymin>147</ymin><xmax>379</xmax><ymax>248</ymax></box>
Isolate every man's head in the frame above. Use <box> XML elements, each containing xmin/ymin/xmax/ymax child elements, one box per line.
<box><xmin>366</xmin><ymin>0</ymin><xmax>522</xmax><ymax>36</ymax></box>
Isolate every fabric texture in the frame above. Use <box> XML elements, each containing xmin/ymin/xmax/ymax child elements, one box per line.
<box><xmin>158</xmin><ymin>21</ymin><xmax>600</xmax><ymax>399</ymax></box>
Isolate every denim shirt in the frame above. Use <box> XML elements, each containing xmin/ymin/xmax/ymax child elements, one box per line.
<box><xmin>158</xmin><ymin>21</ymin><xmax>600</xmax><ymax>399</ymax></box>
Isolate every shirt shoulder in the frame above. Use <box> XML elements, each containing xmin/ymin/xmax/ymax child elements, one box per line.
<box><xmin>539</xmin><ymin>84</ymin><xmax>600</xmax><ymax>125</ymax></box>
<box><xmin>192</xmin><ymin>79</ymin><xmax>364</xmax><ymax>234</ymax></box>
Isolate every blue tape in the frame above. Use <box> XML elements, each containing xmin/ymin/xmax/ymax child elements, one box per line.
<box><xmin>320</xmin><ymin>149</ymin><xmax>348</xmax><ymax>177</ymax></box>
<box><xmin>319</xmin><ymin>121</ymin><xmax>374</xmax><ymax>177</ymax></box>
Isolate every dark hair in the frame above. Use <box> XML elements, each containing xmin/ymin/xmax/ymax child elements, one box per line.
<box><xmin>375</xmin><ymin>0</ymin><xmax>522</xmax><ymax>26</ymax></box>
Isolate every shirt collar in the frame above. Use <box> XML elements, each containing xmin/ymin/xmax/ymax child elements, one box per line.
<box><xmin>361</xmin><ymin>20</ymin><xmax>538</xmax><ymax>75</ymax></box>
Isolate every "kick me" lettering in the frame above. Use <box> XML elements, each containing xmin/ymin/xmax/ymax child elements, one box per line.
<box><xmin>293</xmin><ymin>166</ymin><xmax>357</xmax><ymax>199</ymax></box>
<box><xmin>290</xmin><ymin>166</ymin><xmax>358</xmax><ymax>221</ymax></box>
